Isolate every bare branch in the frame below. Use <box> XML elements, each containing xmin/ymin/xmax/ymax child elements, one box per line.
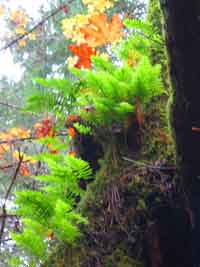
<box><xmin>122</xmin><ymin>156</ymin><xmax>177</xmax><ymax>171</ymax></box>
<box><xmin>0</xmin><ymin>153</ymin><xmax>23</xmax><ymax>245</ymax></box>
<box><xmin>0</xmin><ymin>101</ymin><xmax>22</xmax><ymax>110</ymax></box>
<box><xmin>0</xmin><ymin>160</ymin><xmax>30</xmax><ymax>170</ymax></box>
<box><xmin>0</xmin><ymin>4</ymin><xmax>71</xmax><ymax>52</ymax></box>
<box><xmin>0</xmin><ymin>131</ymin><xmax>68</xmax><ymax>145</ymax></box>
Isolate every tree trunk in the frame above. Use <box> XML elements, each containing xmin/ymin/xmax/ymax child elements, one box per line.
<box><xmin>160</xmin><ymin>0</ymin><xmax>200</xmax><ymax>265</ymax></box>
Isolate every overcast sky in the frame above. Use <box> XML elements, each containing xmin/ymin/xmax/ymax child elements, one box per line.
<box><xmin>0</xmin><ymin>0</ymin><xmax>46</xmax><ymax>81</ymax></box>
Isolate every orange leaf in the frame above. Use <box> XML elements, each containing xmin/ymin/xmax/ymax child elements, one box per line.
<box><xmin>68</xmin><ymin>43</ymin><xmax>96</xmax><ymax>69</ymax></box>
<box><xmin>34</xmin><ymin>118</ymin><xmax>55</xmax><ymax>138</ymax></box>
<box><xmin>47</xmin><ymin>230</ymin><xmax>54</xmax><ymax>241</ymax></box>
<box><xmin>10</xmin><ymin>10</ymin><xmax>28</xmax><ymax>26</ymax></box>
<box><xmin>20</xmin><ymin>165</ymin><xmax>30</xmax><ymax>177</ymax></box>
<box><xmin>69</xmin><ymin>151</ymin><xmax>77</xmax><ymax>157</ymax></box>
<box><xmin>66</xmin><ymin>115</ymin><xmax>81</xmax><ymax>124</ymax></box>
<box><xmin>68</xmin><ymin>127</ymin><xmax>76</xmax><ymax>138</ymax></box>
<box><xmin>47</xmin><ymin>144</ymin><xmax>58</xmax><ymax>154</ymax></box>
<box><xmin>80</xmin><ymin>13</ymin><xmax>123</xmax><ymax>47</ymax></box>
<box><xmin>0</xmin><ymin>144</ymin><xmax>9</xmax><ymax>155</ymax></box>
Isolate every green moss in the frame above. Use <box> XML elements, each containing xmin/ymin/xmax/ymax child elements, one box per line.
<box><xmin>147</xmin><ymin>0</ymin><xmax>170</xmax><ymax>89</ymax></box>
<box><xmin>104</xmin><ymin>248</ymin><xmax>143</xmax><ymax>267</ymax></box>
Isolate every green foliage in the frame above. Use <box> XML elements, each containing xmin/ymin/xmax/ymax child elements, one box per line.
<box><xmin>146</xmin><ymin>0</ymin><xmax>170</xmax><ymax>87</ymax></box>
<box><xmin>124</xmin><ymin>18</ymin><xmax>162</xmax><ymax>44</ymax></box>
<box><xmin>23</xmin><ymin>20</ymin><xmax>164</xmax><ymax>131</ymax></box>
<box><xmin>72</xmin><ymin>55</ymin><xmax>163</xmax><ymax>126</ymax></box>
<box><xmin>123</xmin><ymin>18</ymin><xmax>163</xmax><ymax>58</ymax></box>
<box><xmin>73</xmin><ymin>122</ymin><xmax>92</xmax><ymax>135</ymax></box>
<box><xmin>12</xmin><ymin>153</ymin><xmax>91</xmax><ymax>262</ymax></box>
<box><xmin>24</xmin><ymin>78</ymin><xmax>80</xmax><ymax>121</ymax></box>
<box><xmin>147</xmin><ymin>0</ymin><xmax>163</xmax><ymax>35</ymax></box>
<box><xmin>9</xmin><ymin>15</ymin><xmax>165</xmax><ymax>267</ymax></box>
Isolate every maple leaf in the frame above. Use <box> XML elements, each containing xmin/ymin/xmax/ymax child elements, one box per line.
<box><xmin>62</xmin><ymin>15</ymin><xmax>89</xmax><ymax>43</ymax></box>
<box><xmin>28</xmin><ymin>32</ymin><xmax>36</xmax><ymax>40</ymax></box>
<box><xmin>0</xmin><ymin>128</ymin><xmax>30</xmax><ymax>143</ymax></box>
<box><xmin>82</xmin><ymin>0</ymin><xmax>114</xmax><ymax>13</ymax></box>
<box><xmin>9</xmin><ymin>128</ymin><xmax>30</xmax><ymax>139</ymax></box>
<box><xmin>15</xmin><ymin>27</ymin><xmax>26</xmax><ymax>35</ymax></box>
<box><xmin>20</xmin><ymin>164</ymin><xmax>30</xmax><ymax>177</ymax></box>
<box><xmin>68</xmin><ymin>43</ymin><xmax>96</xmax><ymax>69</ymax></box>
<box><xmin>18</xmin><ymin>39</ymin><xmax>27</xmax><ymax>47</ymax></box>
<box><xmin>34</xmin><ymin>118</ymin><xmax>55</xmax><ymax>138</ymax></box>
<box><xmin>10</xmin><ymin>10</ymin><xmax>29</xmax><ymax>27</ymax></box>
<box><xmin>80</xmin><ymin>13</ymin><xmax>123</xmax><ymax>47</ymax></box>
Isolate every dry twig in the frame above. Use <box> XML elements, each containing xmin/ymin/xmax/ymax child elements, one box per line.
<box><xmin>0</xmin><ymin>152</ymin><xmax>23</xmax><ymax>245</ymax></box>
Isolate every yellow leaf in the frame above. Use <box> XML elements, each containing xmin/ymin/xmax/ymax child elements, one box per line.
<box><xmin>61</xmin><ymin>15</ymin><xmax>89</xmax><ymax>43</ymax></box>
<box><xmin>66</xmin><ymin>56</ymin><xmax>79</xmax><ymax>67</ymax></box>
<box><xmin>15</xmin><ymin>27</ymin><xmax>26</xmax><ymax>35</ymax></box>
<box><xmin>9</xmin><ymin>128</ymin><xmax>30</xmax><ymax>138</ymax></box>
<box><xmin>12</xmin><ymin>151</ymin><xmax>36</xmax><ymax>164</ymax></box>
<box><xmin>10</xmin><ymin>10</ymin><xmax>29</xmax><ymax>27</ymax></box>
<box><xmin>99</xmin><ymin>52</ymin><xmax>109</xmax><ymax>61</ymax></box>
<box><xmin>18</xmin><ymin>39</ymin><xmax>27</xmax><ymax>47</ymax></box>
<box><xmin>0</xmin><ymin>144</ymin><xmax>9</xmax><ymax>154</ymax></box>
<box><xmin>0</xmin><ymin>5</ymin><xmax>5</xmax><ymax>17</ymax></box>
<box><xmin>20</xmin><ymin>165</ymin><xmax>30</xmax><ymax>176</ymax></box>
<box><xmin>28</xmin><ymin>32</ymin><xmax>36</xmax><ymax>40</ymax></box>
<box><xmin>82</xmin><ymin>0</ymin><xmax>114</xmax><ymax>12</ymax></box>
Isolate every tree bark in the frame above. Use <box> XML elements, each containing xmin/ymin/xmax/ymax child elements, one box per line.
<box><xmin>160</xmin><ymin>0</ymin><xmax>200</xmax><ymax>265</ymax></box>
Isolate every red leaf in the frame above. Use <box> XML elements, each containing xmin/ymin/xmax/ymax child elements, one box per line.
<box><xmin>68</xmin><ymin>44</ymin><xmax>96</xmax><ymax>69</ymax></box>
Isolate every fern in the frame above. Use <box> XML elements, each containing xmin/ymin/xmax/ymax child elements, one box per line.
<box><xmin>12</xmin><ymin>153</ymin><xmax>91</xmax><ymax>262</ymax></box>
<box><xmin>124</xmin><ymin>18</ymin><xmax>162</xmax><ymax>45</ymax></box>
<box><xmin>73</xmin><ymin>122</ymin><xmax>91</xmax><ymax>135</ymax></box>
<box><xmin>24</xmin><ymin>78</ymin><xmax>80</xmax><ymax>122</ymax></box>
<box><xmin>72</xmin><ymin>54</ymin><xmax>163</xmax><ymax>126</ymax></box>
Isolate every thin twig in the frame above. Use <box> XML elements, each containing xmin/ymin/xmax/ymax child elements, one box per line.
<box><xmin>0</xmin><ymin>131</ymin><xmax>68</xmax><ymax>145</ymax></box>
<box><xmin>0</xmin><ymin>101</ymin><xmax>22</xmax><ymax>110</ymax></box>
<box><xmin>0</xmin><ymin>152</ymin><xmax>23</xmax><ymax>245</ymax></box>
<box><xmin>122</xmin><ymin>156</ymin><xmax>177</xmax><ymax>171</ymax></box>
<box><xmin>0</xmin><ymin>160</ymin><xmax>30</xmax><ymax>170</ymax></box>
<box><xmin>0</xmin><ymin>4</ymin><xmax>70</xmax><ymax>52</ymax></box>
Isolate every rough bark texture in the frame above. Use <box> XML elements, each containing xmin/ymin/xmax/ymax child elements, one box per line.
<box><xmin>160</xmin><ymin>0</ymin><xmax>200</xmax><ymax>265</ymax></box>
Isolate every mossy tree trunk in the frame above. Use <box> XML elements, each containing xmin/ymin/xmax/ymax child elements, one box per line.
<box><xmin>160</xmin><ymin>0</ymin><xmax>200</xmax><ymax>265</ymax></box>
